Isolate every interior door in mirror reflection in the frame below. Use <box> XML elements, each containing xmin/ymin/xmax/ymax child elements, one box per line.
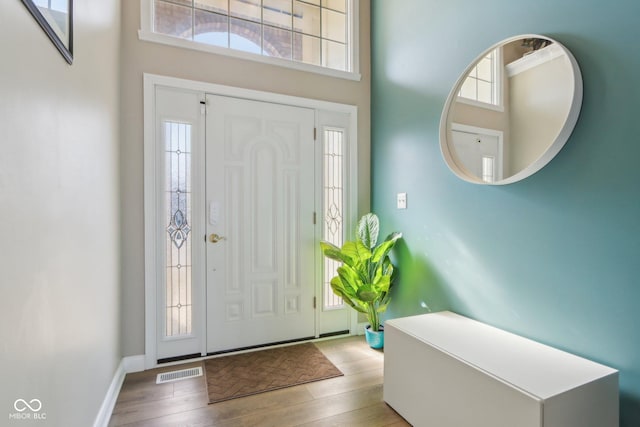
<box><xmin>440</xmin><ymin>34</ymin><xmax>583</xmax><ymax>185</ymax></box>
<box><xmin>451</xmin><ymin>129</ymin><xmax>502</xmax><ymax>183</ymax></box>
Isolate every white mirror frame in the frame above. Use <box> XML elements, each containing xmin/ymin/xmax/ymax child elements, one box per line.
<box><xmin>439</xmin><ymin>34</ymin><xmax>583</xmax><ymax>185</ymax></box>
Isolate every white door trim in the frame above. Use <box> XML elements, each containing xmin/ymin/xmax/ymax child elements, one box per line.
<box><xmin>143</xmin><ymin>73</ymin><xmax>358</xmax><ymax>369</ymax></box>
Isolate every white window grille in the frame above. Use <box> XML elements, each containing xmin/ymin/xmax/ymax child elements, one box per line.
<box><xmin>149</xmin><ymin>0</ymin><xmax>353</xmax><ymax>72</ymax></box>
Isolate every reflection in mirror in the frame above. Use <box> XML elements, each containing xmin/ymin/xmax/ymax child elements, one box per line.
<box><xmin>439</xmin><ymin>35</ymin><xmax>582</xmax><ymax>185</ymax></box>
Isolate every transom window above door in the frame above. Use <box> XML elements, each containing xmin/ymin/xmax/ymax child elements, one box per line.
<box><xmin>140</xmin><ymin>0</ymin><xmax>360</xmax><ymax>79</ymax></box>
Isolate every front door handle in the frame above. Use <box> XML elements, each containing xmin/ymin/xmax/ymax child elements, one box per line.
<box><xmin>209</xmin><ymin>233</ymin><xmax>226</xmax><ymax>243</ymax></box>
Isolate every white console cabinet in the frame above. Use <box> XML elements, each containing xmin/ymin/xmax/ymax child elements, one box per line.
<box><xmin>384</xmin><ymin>312</ymin><xmax>618</xmax><ymax>427</ymax></box>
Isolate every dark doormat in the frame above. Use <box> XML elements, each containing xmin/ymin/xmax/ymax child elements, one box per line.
<box><xmin>204</xmin><ymin>342</ymin><xmax>343</xmax><ymax>404</ymax></box>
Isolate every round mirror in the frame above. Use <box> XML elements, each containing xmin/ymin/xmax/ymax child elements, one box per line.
<box><xmin>439</xmin><ymin>34</ymin><xmax>583</xmax><ymax>185</ymax></box>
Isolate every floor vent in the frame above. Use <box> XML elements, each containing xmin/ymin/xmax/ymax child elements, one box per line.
<box><xmin>156</xmin><ymin>366</ymin><xmax>203</xmax><ymax>384</ymax></box>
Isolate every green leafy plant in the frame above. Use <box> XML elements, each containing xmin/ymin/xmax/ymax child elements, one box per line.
<box><xmin>320</xmin><ymin>213</ymin><xmax>402</xmax><ymax>332</ymax></box>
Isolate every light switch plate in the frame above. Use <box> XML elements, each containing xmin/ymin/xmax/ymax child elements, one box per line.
<box><xmin>397</xmin><ymin>192</ymin><xmax>407</xmax><ymax>209</ymax></box>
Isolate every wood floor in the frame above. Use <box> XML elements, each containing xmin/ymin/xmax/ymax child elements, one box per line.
<box><xmin>108</xmin><ymin>336</ymin><xmax>410</xmax><ymax>426</ymax></box>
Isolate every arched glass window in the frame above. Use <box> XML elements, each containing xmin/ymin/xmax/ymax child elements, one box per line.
<box><xmin>151</xmin><ymin>0</ymin><xmax>352</xmax><ymax>72</ymax></box>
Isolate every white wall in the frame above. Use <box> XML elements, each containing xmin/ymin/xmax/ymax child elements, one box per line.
<box><xmin>0</xmin><ymin>1</ymin><xmax>121</xmax><ymax>426</ymax></box>
<box><xmin>120</xmin><ymin>0</ymin><xmax>371</xmax><ymax>357</ymax></box>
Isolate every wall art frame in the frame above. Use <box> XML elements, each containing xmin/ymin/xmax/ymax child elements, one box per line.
<box><xmin>21</xmin><ymin>0</ymin><xmax>73</xmax><ymax>64</ymax></box>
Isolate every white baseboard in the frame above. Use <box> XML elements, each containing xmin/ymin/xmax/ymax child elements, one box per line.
<box><xmin>123</xmin><ymin>355</ymin><xmax>146</xmax><ymax>373</ymax></box>
<box><xmin>92</xmin><ymin>355</ymin><xmax>145</xmax><ymax>427</ymax></box>
<box><xmin>93</xmin><ymin>359</ymin><xmax>126</xmax><ymax>427</ymax></box>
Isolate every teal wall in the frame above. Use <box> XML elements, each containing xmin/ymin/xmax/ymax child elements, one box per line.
<box><xmin>371</xmin><ymin>0</ymin><xmax>640</xmax><ymax>424</ymax></box>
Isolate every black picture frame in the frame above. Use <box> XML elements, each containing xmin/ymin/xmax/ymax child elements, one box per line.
<box><xmin>21</xmin><ymin>0</ymin><xmax>73</xmax><ymax>64</ymax></box>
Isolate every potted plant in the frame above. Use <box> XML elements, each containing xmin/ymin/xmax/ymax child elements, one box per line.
<box><xmin>320</xmin><ymin>213</ymin><xmax>402</xmax><ymax>349</ymax></box>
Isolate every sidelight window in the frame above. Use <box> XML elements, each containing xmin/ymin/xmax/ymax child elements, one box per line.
<box><xmin>163</xmin><ymin>121</ymin><xmax>194</xmax><ymax>337</ymax></box>
<box><xmin>322</xmin><ymin>127</ymin><xmax>345</xmax><ymax>309</ymax></box>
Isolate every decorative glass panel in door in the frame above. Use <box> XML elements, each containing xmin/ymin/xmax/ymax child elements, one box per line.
<box><xmin>154</xmin><ymin>86</ymin><xmax>205</xmax><ymax>362</ymax></box>
<box><xmin>323</xmin><ymin>127</ymin><xmax>345</xmax><ymax>310</ymax></box>
<box><xmin>164</xmin><ymin>121</ymin><xmax>193</xmax><ymax>337</ymax></box>
<box><xmin>317</xmin><ymin>109</ymin><xmax>352</xmax><ymax>336</ymax></box>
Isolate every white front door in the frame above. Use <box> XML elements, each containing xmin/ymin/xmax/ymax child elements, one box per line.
<box><xmin>147</xmin><ymin>79</ymin><xmax>356</xmax><ymax>366</ymax></box>
<box><xmin>205</xmin><ymin>95</ymin><xmax>317</xmax><ymax>353</ymax></box>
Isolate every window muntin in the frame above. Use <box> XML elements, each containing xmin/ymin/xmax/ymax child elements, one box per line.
<box><xmin>151</xmin><ymin>0</ymin><xmax>351</xmax><ymax>72</ymax></box>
